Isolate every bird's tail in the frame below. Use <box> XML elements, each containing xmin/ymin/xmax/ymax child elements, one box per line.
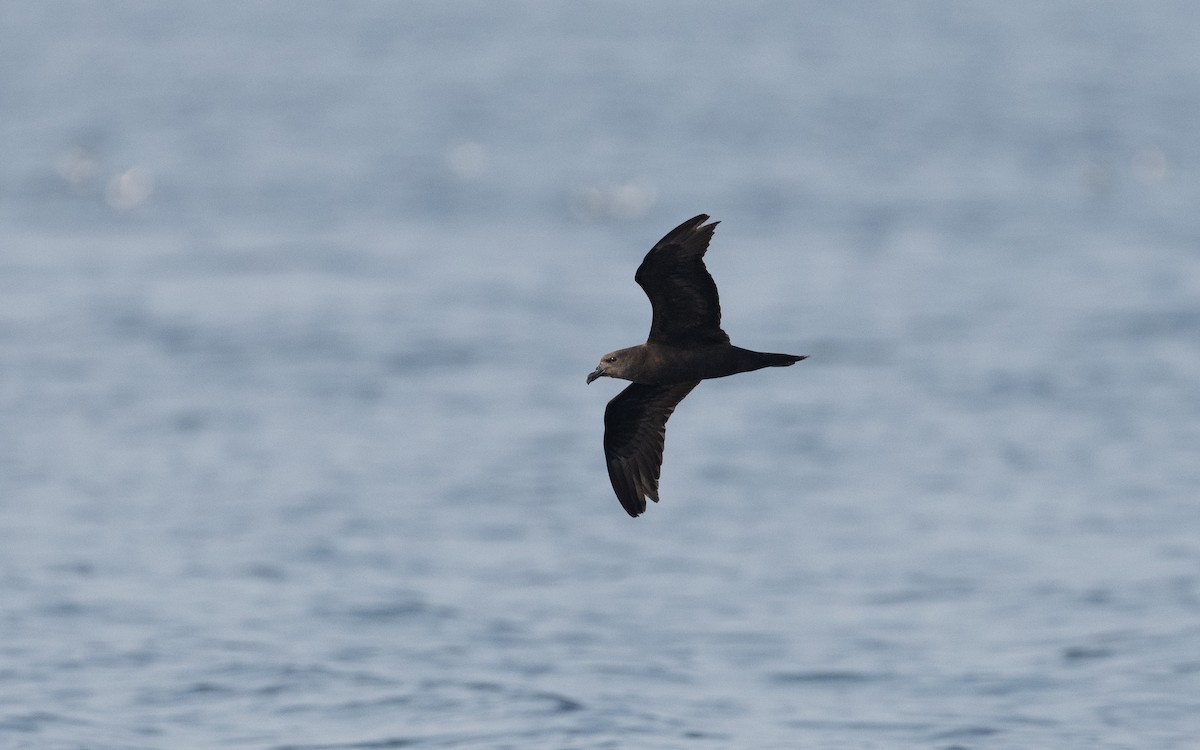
<box><xmin>759</xmin><ymin>352</ymin><xmax>807</xmax><ymax>367</ymax></box>
<box><xmin>728</xmin><ymin>347</ymin><xmax>808</xmax><ymax>375</ymax></box>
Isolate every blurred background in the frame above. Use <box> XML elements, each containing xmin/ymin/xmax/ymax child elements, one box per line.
<box><xmin>2</xmin><ymin>2</ymin><xmax>1199</xmax><ymax>748</ymax></box>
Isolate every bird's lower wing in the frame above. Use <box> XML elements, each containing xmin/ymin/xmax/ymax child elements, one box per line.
<box><xmin>603</xmin><ymin>381</ymin><xmax>700</xmax><ymax>517</ymax></box>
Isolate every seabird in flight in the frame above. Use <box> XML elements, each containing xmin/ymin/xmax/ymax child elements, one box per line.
<box><xmin>587</xmin><ymin>214</ymin><xmax>806</xmax><ymax>517</ymax></box>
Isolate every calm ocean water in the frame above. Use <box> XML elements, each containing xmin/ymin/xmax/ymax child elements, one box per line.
<box><xmin>3</xmin><ymin>3</ymin><xmax>1200</xmax><ymax>748</ymax></box>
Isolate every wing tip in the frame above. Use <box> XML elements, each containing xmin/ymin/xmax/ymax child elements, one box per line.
<box><xmin>613</xmin><ymin>470</ymin><xmax>653</xmax><ymax>518</ymax></box>
<box><xmin>655</xmin><ymin>214</ymin><xmax>719</xmax><ymax>251</ymax></box>
<box><xmin>617</xmin><ymin>485</ymin><xmax>648</xmax><ymax>517</ymax></box>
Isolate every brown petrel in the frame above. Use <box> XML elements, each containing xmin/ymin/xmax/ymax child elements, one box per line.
<box><xmin>587</xmin><ymin>214</ymin><xmax>806</xmax><ymax>517</ymax></box>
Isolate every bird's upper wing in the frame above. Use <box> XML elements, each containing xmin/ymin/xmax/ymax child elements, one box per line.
<box><xmin>603</xmin><ymin>381</ymin><xmax>700</xmax><ymax>517</ymax></box>
<box><xmin>635</xmin><ymin>214</ymin><xmax>730</xmax><ymax>347</ymax></box>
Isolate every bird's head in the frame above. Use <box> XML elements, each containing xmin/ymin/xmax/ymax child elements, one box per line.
<box><xmin>587</xmin><ymin>347</ymin><xmax>640</xmax><ymax>384</ymax></box>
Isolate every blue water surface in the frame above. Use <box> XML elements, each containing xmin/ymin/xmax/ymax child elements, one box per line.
<box><xmin>2</xmin><ymin>3</ymin><xmax>1200</xmax><ymax>748</ymax></box>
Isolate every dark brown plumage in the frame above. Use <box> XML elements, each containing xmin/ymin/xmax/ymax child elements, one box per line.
<box><xmin>588</xmin><ymin>214</ymin><xmax>806</xmax><ymax>517</ymax></box>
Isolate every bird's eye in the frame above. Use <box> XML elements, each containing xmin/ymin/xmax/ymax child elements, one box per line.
<box><xmin>606</xmin><ymin>356</ymin><xmax>616</xmax><ymax>363</ymax></box>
